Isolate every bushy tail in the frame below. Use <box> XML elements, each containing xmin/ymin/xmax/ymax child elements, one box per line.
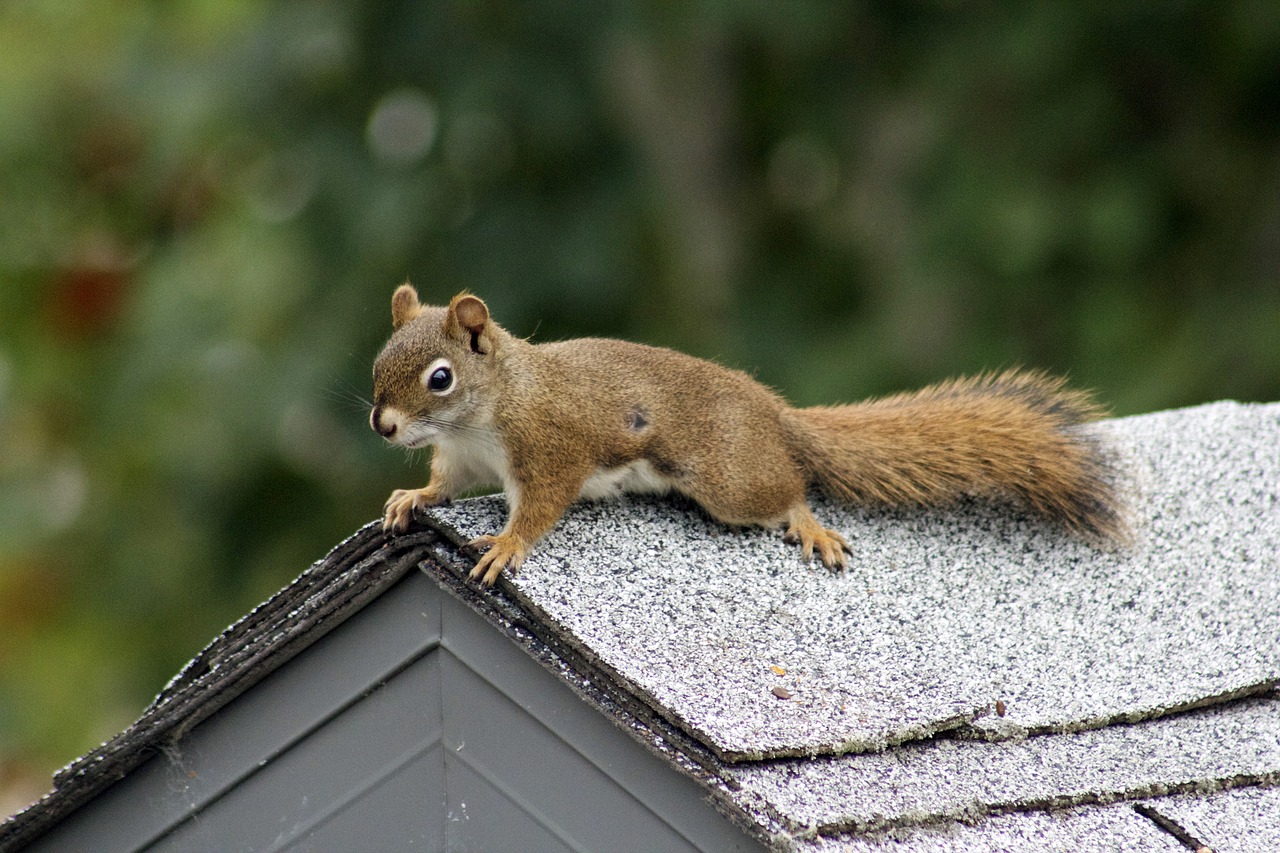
<box><xmin>785</xmin><ymin>370</ymin><xmax>1124</xmax><ymax>541</ymax></box>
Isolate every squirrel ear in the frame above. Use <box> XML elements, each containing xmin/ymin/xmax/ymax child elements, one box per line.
<box><xmin>445</xmin><ymin>293</ymin><xmax>493</xmax><ymax>354</ymax></box>
<box><xmin>391</xmin><ymin>283</ymin><xmax>422</xmax><ymax>329</ymax></box>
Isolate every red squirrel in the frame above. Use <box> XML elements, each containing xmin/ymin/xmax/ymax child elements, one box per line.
<box><xmin>371</xmin><ymin>285</ymin><xmax>1123</xmax><ymax>585</ymax></box>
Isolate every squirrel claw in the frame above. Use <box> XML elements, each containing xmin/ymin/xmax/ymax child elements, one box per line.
<box><xmin>467</xmin><ymin>534</ymin><xmax>527</xmax><ymax>586</ymax></box>
<box><xmin>784</xmin><ymin>510</ymin><xmax>851</xmax><ymax>571</ymax></box>
<box><xmin>382</xmin><ymin>487</ymin><xmax>444</xmax><ymax>533</ymax></box>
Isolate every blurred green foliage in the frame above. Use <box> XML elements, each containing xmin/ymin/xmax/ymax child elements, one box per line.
<box><xmin>2</xmin><ymin>0</ymin><xmax>1278</xmax><ymax>803</ymax></box>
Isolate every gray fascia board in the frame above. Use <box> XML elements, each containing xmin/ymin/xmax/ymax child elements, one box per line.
<box><xmin>0</xmin><ymin>526</ymin><xmax>439</xmax><ymax>852</ymax></box>
<box><xmin>420</xmin><ymin>541</ymin><xmax>772</xmax><ymax>847</ymax></box>
<box><xmin>12</xmin><ymin>565</ymin><xmax>444</xmax><ymax>853</ymax></box>
<box><xmin>433</xmin><ymin>593</ymin><xmax>765</xmax><ymax>852</ymax></box>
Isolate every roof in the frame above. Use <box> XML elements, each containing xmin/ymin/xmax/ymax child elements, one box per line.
<box><xmin>4</xmin><ymin>399</ymin><xmax>1278</xmax><ymax>851</ymax></box>
<box><xmin>0</xmin><ymin>527</ymin><xmax>442</xmax><ymax>851</ymax></box>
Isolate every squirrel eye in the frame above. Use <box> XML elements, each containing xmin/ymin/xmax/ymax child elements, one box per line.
<box><xmin>427</xmin><ymin>366</ymin><xmax>453</xmax><ymax>392</ymax></box>
<box><xmin>422</xmin><ymin>358</ymin><xmax>456</xmax><ymax>395</ymax></box>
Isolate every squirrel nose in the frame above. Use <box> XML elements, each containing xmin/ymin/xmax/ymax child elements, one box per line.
<box><xmin>370</xmin><ymin>406</ymin><xmax>397</xmax><ymax>439</ymax></box>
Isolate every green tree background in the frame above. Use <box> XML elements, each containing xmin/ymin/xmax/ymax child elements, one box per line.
<box><xmin>2</xmin><ymin>0</ymin><xmax>1278</xmax><ymax>811</ymax></box>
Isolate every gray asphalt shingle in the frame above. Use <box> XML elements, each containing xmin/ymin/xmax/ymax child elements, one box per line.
<box><xmin>1148</xmin><ymin>786</ymin><xmax>1280</xmax><ymax>852</ymax></box>
<box><xmin>725</xmin><ymin>694</ymin><xmax>1280</xmax><ymax>836</ymax></box>
<box><xmin>808</xmin><ymin>803</ymin><xmax>1185</xmax><ymax>852</ymax></box>
<box><xmin>432</xmin><ymin>401</ymin><xmax>1280</xmax><ymax>761</ymax></box>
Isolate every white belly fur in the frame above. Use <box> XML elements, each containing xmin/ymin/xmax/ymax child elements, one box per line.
<box><xmin>579</xmin><ymin>460</ymin><xmax>674</xmax><ymax>501</ymax></box>
<box><xmin>438</xmin><ymin>433</ymin><xmax>671</xmax><ymax>505</ymax></box>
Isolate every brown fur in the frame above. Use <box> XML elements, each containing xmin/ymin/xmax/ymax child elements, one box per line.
<box><xmin>372</xmin><ymin>287</ymin><xmax>1124</xmax><ymax>585</ymax></box>
<box><xmin>786</xmin><ymin>372</ymin><xmax>1123</xmax><ymax>541</ymax></box>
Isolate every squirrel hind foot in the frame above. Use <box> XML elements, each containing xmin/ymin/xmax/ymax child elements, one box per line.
<box><xmin>783</xmin><ymin>505</ymin><xmax>851</xmax><ymax>570</ymax></box>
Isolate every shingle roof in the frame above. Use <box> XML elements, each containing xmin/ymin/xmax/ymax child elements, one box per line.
<box><xmin>431</xmin><ymin>401</ymin><xmax>1279</xmax><ymax>751</ymax></box>
<box><xmin>729</xmin><ymin>695</ymin><xmax>1280</xmax><ymax>838</ymax></box>
<box><xmin>4</xmin><ymin>400</ymin><xmax>1277</xmax><ymax>851</ymax></box>
<box><xmin>0</xmin><ymin>528</ymin><xmax>442</xmax><ymax>852</ymax></box>
<box><xmin>428</xmin><ymin>400</ymin><xmax>1280</xmax><ymax>847</ymax></box>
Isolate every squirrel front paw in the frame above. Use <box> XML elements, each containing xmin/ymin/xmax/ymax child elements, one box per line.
<box><xmin>382</xmin><ymin>487</ymin><xmax>447</xmax><ymax>533</ymax></box>
<box><xmin>466</xmin><ymin>534</ymin><xmax>529</xmax><ymax>586</ymax></box>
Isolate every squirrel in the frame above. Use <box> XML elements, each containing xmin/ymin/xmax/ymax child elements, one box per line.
<box><xmin>371</xmin><ymin>285</ymin><xmax>1124</xmax><ymax>586</ymax></box>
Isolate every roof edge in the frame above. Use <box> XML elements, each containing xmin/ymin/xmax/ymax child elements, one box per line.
<box><xmin>0</xmin><ymin>524</ymin><xmax>438</xmax><ymax>852</ymax></box>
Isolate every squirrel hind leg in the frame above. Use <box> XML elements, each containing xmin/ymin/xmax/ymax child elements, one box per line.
<box><xmin>783</xmin><ymin>504</ymin><xmax>851</xmax><ymax>570</ymax></box>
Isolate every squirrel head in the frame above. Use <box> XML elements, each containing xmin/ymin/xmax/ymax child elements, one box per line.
<box><xmin>370</xmin><ymin>284</ymin><xmax>505</xmax><ymax>448</ymax></box>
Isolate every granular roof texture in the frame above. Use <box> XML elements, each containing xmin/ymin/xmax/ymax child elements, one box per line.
<box><xmin>432</xmin><ymin>401</ymin><xmax>1280</xmax><ymax>761</ymax></box>
<box><xmin>427</xmin><ymin>400</ymin><xmax>1280</xmax><ymax>848</ymax></box>
<box><xmin>6</xmin><ymin>401</ymin><xmax>1277</xmax><ymax>852</ymax></box>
